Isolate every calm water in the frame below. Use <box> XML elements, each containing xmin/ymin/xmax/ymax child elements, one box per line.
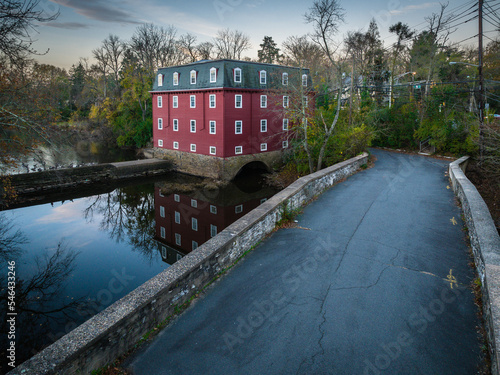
<box><xmin>0</xmin><ymin>171</ymin><xmax>277</xmax><ymax>373</ymax></box>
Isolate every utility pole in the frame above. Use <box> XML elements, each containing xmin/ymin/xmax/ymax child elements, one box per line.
<box><xmin>478</xmin><ymin>0</ymin><xmax>484</xmax><ymax>165</ymax></box>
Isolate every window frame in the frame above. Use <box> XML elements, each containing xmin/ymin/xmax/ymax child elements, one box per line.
<box><xmin>173</xmin><ymin>118</ymin><xmax>179</xmax><ymax>131</ymax></box>
<box><xmin>260</xmin><ymin>143</ymin><xmax>267</xmax><ymax>151</ymax></box>
<box><xmin>283</xmin><ymin>95</ymin><xmax>289</xmax><ymax>108</ymax></box>
<box><xmin>209</xmin><ymin>94</ymin><xmax>216</xmax><ymax>108</ymax></box>
<box><xmin>190</xmin><ymin>119</ymin><xmax>196</xmax><ymax>133</ymax></box>
<box><xmin>173</xmin><ymin>141</ymin><xmax>179</xmax><ymax>149</ymax></box>
<box><xmin>192</xmin><ymin>217</ymin><xmax>198</xmax><ymax>231</ymax></box>
<box><xmin>173</xmin><ymin>72</ymin><xmax>179</xmax><ymax>86</ymax></box>
<box><xmin>190</xmin><ymin>70</ymin><xmax>197</xmax><ymax>84</ymax></box>
<box><xmin>283</xmin><ymin>118</ymin><xmax>289</xmax><ymax>131</ymax></box>
<box><xmin>174</xmin><ymin>211</ymin><xmax>180</xmax><ymax>224</ymax></box>
<box><xmin>282</xmin><ymin>72</ymin><xmax>288</xmax><ymax>85</ymax></box>
<box><xmin>175</xmin><ymin>233</ymin><xmax>181</xmax><ymax>246</ymax></box>
<box><xmin>235</xmin><ymin>146</ymin><xmax>243</xmax><ymax>154</ymax></box>
<box><xmin>172</xmin><ymin>96</ymin><xmax>178</xmax><ymax>108</ymax></box>
<box><xmin>210</xmin><ymin>67</ymin><xmax>217</xmax><ymax>83</ymax></box>
<box><xmin>190</xmin><ymin>143</ymin><xmax>196</xmax><ymax>152</ymax></box>
<box><xmin>260</xmin><ymin>70</ymin><xmax>267</xmax><ymax>84</ymax></box>
<box><xmin>260</xmin><ymin>119</ymin><xmax>267</xmax><ymax>132</ymax></box>
<box><xmin>235</xmin><ymin>120</ymin><xmax>242</xmax><ymax>134</ymax></box>
<box><xmin>234</xmin><ymin>67</ymin><xmax>242</xmax><ymax>83</ymax></box>
<box><xmin>158</xmin><ymin>139</ymin><xmax>163</xmax><ymax>147</ymax></box>
<box><xmin>235</xmin><ymin>94</ymin><xmax>242</xmax><ymax>108</ymax></box>
<box><xmin>158</xmin><ymin>118</ymin><xmax>163</xmax><ymax>130</ymax></box>
<box><xmin>283</xmin><ymin>140</ymin><xmax>289</xmax><ymax>148</ymax></box>
<box><xmin>210</xmin><ymin>146</ymin><xmax>216</xmax><ymax>155</ymax></box>
<box><xmin>190</xmin><ymin>95</ymin><xmax>196</xmax><ymax>108</ymax></box>
<box><xmin>210</xmin><ymin>224</ymin><xmax>217</xmax><ymax>238</ymax></box>
<box><xmin>160</xmin><ymin>226</ymin><xmax>166</xmax><ymax>238</ymax></box>
<box><xmin>302</xmin><ymin>74</ymin><xmax>308</xmax><ymax>86</ymax></box>
<box><xmin>157</xmin><ymin>95</ymin><xmax>163</xmax><ymax>108</ymax></box>
<box><xmin>260</xmin><ymin>95</ymin><xmax>267</xmax><ymax>108</ymax></box>
<box><xmin>158</xmin><ymin>74</ymin><xmax>163</xmax><ymax>86</ymax></box>
<box><xmin>209</xmin><ymin>120</ymin><xmax>216</xmax><ymax>134</ymax></box>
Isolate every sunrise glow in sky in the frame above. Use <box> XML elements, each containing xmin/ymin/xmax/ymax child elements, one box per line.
<box><xmin>31</xmin><ymin>0</ymin><xmax>494</xmax><ymax>70</ymax></box>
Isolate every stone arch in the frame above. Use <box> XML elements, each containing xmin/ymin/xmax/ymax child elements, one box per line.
<box><xmin>233</xmin><ymin>160</ymin><xmax>271</xmax><ymax>179</ymax></box>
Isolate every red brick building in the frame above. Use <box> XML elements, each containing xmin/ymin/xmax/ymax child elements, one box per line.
<box><xmin>151</xmin><ymin>60</ymin><xmax>311</xmax><ymax>163</ymax></box>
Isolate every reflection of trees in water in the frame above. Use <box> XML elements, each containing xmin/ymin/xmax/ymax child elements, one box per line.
<box><xmin>0</xmin><ymin>216</ymin><xmax>85</xmax><ymax>370</ymax></box>
<box><xmin>83</xmin><ymin>184</ymin><xmax>157</xmax><ymax>262</ymax></box>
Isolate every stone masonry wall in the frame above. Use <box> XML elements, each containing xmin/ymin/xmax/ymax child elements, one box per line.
<box><xmin>8</xmin><ymin>153</ymin><xmax>368</xmax><ymax>375</ymax></box>
<box><xmin>449</xmin><ymin>156</ymin><xmax>500</xmax><ymax>375</ymax></box>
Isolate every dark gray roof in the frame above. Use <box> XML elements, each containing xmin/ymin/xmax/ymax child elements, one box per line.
<box><xmin>152</xmin><ymin>59</ymin><xmax>311</xmax><ymax>91</ymax></box>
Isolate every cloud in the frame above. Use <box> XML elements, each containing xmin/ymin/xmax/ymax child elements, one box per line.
<box><xmin>35</xmin><ymin>201</ymin><xmax>82</xmax><ymax>224</ymax></box>
<box><xmin>50</xmin><ymin>0</ymin><xmax>142</xmax><ymax>24</ymax></box>
<box><xmin>389</xmin><ymin>2</ymin><xmax>439</xmax><ymax>16</ymax></box>
<box><xmin>44</xmin><ymin>21</ymin><xmax>89</xmax><ymax>29</ymax></box>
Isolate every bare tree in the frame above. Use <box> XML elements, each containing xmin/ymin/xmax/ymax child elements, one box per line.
<box><xmin>129</xmin><ymin>23</ymin><xmax>180</xmax><ymax>75</ymax></box>
<box><xmin>282</xmin><ymin>35</ymin><xmax>325</xmax><ymax>71</ymax></box>
<box><xmin>0</xmin><ymin>0</ymin><xmax>58</xmax><ymax>65</ymax></box>
<box><xmin>197</xmin><ymin>41</ymin><xmax>214</xmax><ymax>60</ymax></box>
<box><xmin>103</xmin><ymin>34</ymin><xmax>125</xmax><ymax>95</ymax></box>
<box><xmin>213</xmin><ymin>28</ymin><xmax>251</xmax><ymax>60</ymax></box>
<box><xmin>304</xmin><ymin>0</ymin><xmax>346</xmax><ymax>172</ymax></box>
<box><xmin>178</xmin><ymin>33</ymin><xmax>198</xmax><ymax>63</ymax></box>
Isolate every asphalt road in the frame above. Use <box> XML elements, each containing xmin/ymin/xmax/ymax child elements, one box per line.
<box><xmin>126</xmin><ymin>149</ymin><xmax>484</xmax><ymax>375</ymax></box>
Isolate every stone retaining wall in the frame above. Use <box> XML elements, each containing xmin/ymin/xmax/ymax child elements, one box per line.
<box><xmin>8</xmin><ymin>153</ymin><xmax>369</xmax><ymax>375</ymax></box>
<box><xmin>449</xmin><ymin>156</ymin><xmax>500</xmax><ymax>374</ymax></box>
<box><xmin>1</xmin><ymin>159</ymin><xmax>172</xmax><ymax>203</ymax></box>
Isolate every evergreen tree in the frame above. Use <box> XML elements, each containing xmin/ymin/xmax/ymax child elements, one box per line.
<box><xmin>258</xmin><ymin>36</ymin><xmax>282</xmax><ymax>64</ymax></box>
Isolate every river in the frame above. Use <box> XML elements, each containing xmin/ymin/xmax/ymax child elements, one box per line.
<box><xmin>0</xmin><ymin>170</ymin><xmax>278</xmax><ymax>373</ymax></box>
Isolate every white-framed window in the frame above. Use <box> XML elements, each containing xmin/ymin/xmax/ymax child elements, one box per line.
<box><xmin>158</xmin><ymin>74</ymin><xmax>163</xmax><ymax>86</ymax></box>
<box><xmin>190</xmin><ymin>95</ymin><xmax>196</xmax><ymax>108</ymax></box>
<box><xmin>192</xmin><ymin>217</ymin><xmax>198</xmax><ymax>231</ymax></box>
<box><xmin>159</xmin><ymin>191</ymin><xmax>164</xmax><ymax>197</ymax></box>
<box><xmin>283</xmin><ymin>95</ymin><xmax>289</xmax><ymax>108</ymax></box>
<box><xmin>260</xmin><ymin>70</ymin><xmax>267</xmax><ymax>84</ymax></box>
<box><xmin>260</xmin><ymin>119</ymin><xmax>267</xmax><ymax>132</ymax></box>
<box><xmin>302</xmin><ymin>74</ymin><xmax>308</xmax><ymax>86</ymax></box>
<box><xmin>210</xmin><ymin>67</ymin><xmax>217</xmax><ymax>83</ymax></box>
<box><xmin>235</xmin><ymin>146</ymin><xmax>243</xmax><ymax>154</ymax></box>
<box><xmin>209</xmin><ymin>94</ymin><xmax>216</xmax><ymax>108</ymax></box>
<box><xmin>283</xmin><ymin>118</ymin><xmax>289</xmax><ymax>131</ymax></box>
<box><xmin>160</xmin><ymin>206</ymin><xmax>165</xmax><ymax>218</ymax></box>
<box><xmin>190</xmin><ymin>144</ymin><xmax>196</xmax><ymax>152</ymax></box>
<box><xmin>175</xmin><ymin>233</ymin><xmax>181</xmax><ymax>246</ymax></box>
<box><xmin>234</xmin><ymin>67</ymin><xmax>242</xmax><ymax>83</ymax></box>
<box><xmin>210</xmin><ymin>146</ymin><xmax>216</xmax><ymax>155</ymax></box>
<box><xmin>158</xmin><ymin>139</ymin><xmax>163</xmax><ymax>147</ymax></box>
<box><xmin>235</xmin><ymin>204</ymin><xmax>243</xmax><ymax>213</ymax></box>
<box><xmin>158</xmin><ymin>118</ymin><xmax>163</xmax><ymax>130</ymax></box>
<box><xmin>210</xmin><ymin>205</ymin><xmax>217</xmax><ymax>214</ymax></box>
<box><xmin>173</xmin><ymin>96</ymin><xmax>178</xmax><ymax>108</ymax></box>
<box><xmin>235</xmin><ymin>94</ymin><xmax>242</xmax><ymax>108</ymax></box>
<box><xmin>260</xmin><ymin>143</ymin><xmax>267</xmax><ymax>151</ymax></box>
<box><xmin>161</xmin><ymin>246</ymin><xmax>166</xmax><ymax>258</ymax></box>
<box><xmin>173</xmin><ymin>141</ymin><xmax>179</xmax><ymax>149</ymax></box>
<box><xmin>190</xmin><ymin>120</ymin><xmax>196</xmax><ymax>133</ymax></box>
<box><xmin>209</xmin><ymin>120</ymin><xmax>216</xmax><ymax>134</ymax></box>
<box><xmin>173</xmin><ymin>72</ymin><xmax>179</xmax><ymax>86</ymax></box>
<box><xmin>303</xmin><ymin>96</ymin><xmax>309</xmax><ymax>107</ymax></box>
<box><xmin>192</xmin><ymin>241</ymin><xmax>198</xmax><ymax>250</ymax></box>
<box><xmin>157</xmin><ymin>95</ymin><xmax>163</xmax><ymax>108</ymax></box>
<box><xmin>174</xmin><ymin>194</ymin><xmax>180</xmax><ymax>202</ymax></box>
<box><xmin>282</xmin><ymin>72</ymin><xmax>288</xmax><ymax>85</ymax></box>
<box><xmin>191</xmin><ymin>199</ymin><xmax>197</xmax><ymax>208</ymax></box>
<box><xmin>210</xmin><ymin>224</ymin><xmax>217</xmax><ymax>238</ymax></box>
<box><xmin>174</xmin><ymin>211</ymin><xmax>180</xmax><ymax>224</ymax></box>
<box><xmin>190</xmin><ymin>70</ymin><xmax>197</xmax><ymax>84</ymax></box>
<box><xmin>235</xmin><ymin>120</ymin><xmax>242</xmax><ymax>134</ymax></box>
<box><xmin>283</xmin><ymin>140</ymin><xmax>289</xmax><ymax>148</ymax></box>
<box><xmin>160</xmin><ymin>226</ymin><xmax>166</xmax><ymax>238</ymax></box>
<box><xmin>173</xmin><ymin>119</ymin><xmax>178</xmax><ymax>131</ymax></box>
<box><xmin>260</xmin><ymin>95</ymin><xmax>267</xmax><ymax>108</ymax></box>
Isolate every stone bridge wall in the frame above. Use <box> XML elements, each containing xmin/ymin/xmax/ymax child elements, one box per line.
<box><xmin>449</xmin><ymin>156</ymin><xmax>500</xmax><ymax>375</ymax></box>
<box><xmin>8</xmin><ymin>153</ymin><xmax>369</xmax><ymax>375</ymax></box>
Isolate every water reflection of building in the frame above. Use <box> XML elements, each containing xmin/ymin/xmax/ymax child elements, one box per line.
<box><xmin>154</xmin><ymin>178</ymin><xmax>277</xmax><ymax>265</ymax></box>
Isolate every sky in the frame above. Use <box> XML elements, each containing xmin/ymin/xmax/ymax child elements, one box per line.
<box><xmin>30</xmin><ymin>0</ymin><xmax>497</xmax><ymax>70</ymax></box>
